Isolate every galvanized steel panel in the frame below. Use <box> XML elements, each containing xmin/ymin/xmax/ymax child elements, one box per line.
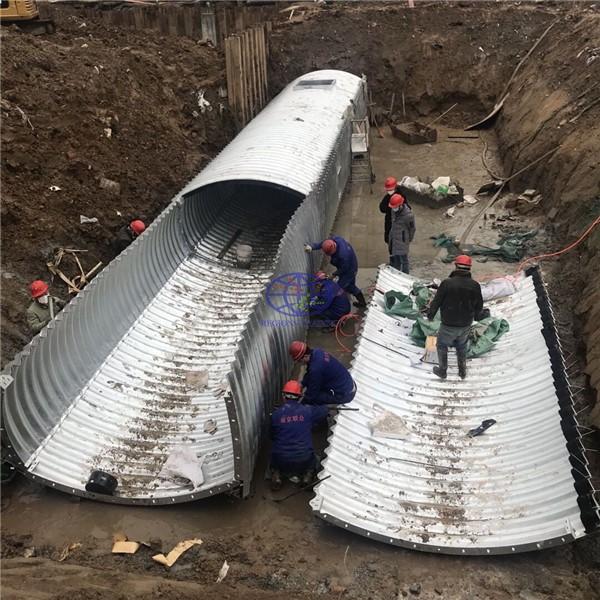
<box><xmin>311</xmin><ymin>266</ymin><xmax>595</xmax><ymax>554</ymax></box>
<box><xmin>1</xmin><ymin>70</ymin><xmax>367</xmax><ymax>503</ymax></box>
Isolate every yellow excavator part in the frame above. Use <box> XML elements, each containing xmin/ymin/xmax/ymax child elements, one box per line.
<box><xmin>0</xmin><ymin>0</ymin><xmax>40</xmax><ymax>21</ymax></box>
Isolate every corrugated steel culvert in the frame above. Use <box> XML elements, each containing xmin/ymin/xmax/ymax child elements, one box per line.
<box><xmin>311</xmin><ymin>265</ymin><xmax>600</xmax><ymax>554</ymax></box>
<box><xmin>1</xmin><ymin>70</ymin><xmax>368</xmax><ymax>504</ymax></box>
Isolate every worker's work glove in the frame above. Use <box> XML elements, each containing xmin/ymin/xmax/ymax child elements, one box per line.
<box><xmin>304</xmin><ymin>244</ymin><xmax>312</xmax><ymax>253</ymax></box>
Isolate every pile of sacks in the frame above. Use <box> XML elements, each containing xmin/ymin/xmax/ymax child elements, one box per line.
<box><xmin>397</xmin><ymin>175</ymin><xmax>464</xmax><ymax>208</ymax></box>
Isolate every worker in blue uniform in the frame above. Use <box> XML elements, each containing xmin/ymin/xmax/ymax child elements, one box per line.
<box><xmin>304</xmin><ymin>235</ymin><xmax>367</xmax><ymax>308</ymax></box>
<box><xmin>270</xmin><ymin>380</ymin><xmax>328</xmax><ymax>490</ymax></box>
<box><xmin>309</xmin><ymin>271</ymin><xmax>351</xmax><ymax>328</ymax></box>
<box><xmin>289</xmin><ymin>341</ymin><xmax>357</xmax><ymax>406</ymax></box>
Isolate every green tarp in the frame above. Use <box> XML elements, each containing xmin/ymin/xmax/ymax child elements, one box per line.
<box><xmin>431</xmin><ymin>230</ymin><xmax>538</xmax><ymax>263</ymax></box>
<box><xmin>383</xmin><ymin>285</ymin><xmax>509</xmax><ymax>358</ymax></box>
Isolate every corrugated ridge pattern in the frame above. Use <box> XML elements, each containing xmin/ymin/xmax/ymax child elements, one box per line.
<box><xmin>311</xmin><ymin>266</ymin><xmax>588</xmax><ymax>554</ymax></box>
<box><xmin>2</xmin><ymin>70</ymin><xmax>366</xmax><ymax>503</ymax></box>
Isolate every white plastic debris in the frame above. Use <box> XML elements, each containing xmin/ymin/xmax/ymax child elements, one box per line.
<box><xmin>80</xmin><ymin>215</ymin><xmax>99</xmax><ymax>224</ymax></box>
<box><xmin>49</xmin><ymin>185</ymin><xmax>62</xmax><ymax>192</ymax></box>
<box><xmin>480</xmin><ymin>276</ymin><xmax>518</xmax><ymax>301</ymax></box>
<box><xmin>158</xmin><ymin>447</ymin><xmax>205</xmax><ymax>488</ymax></box>
<box><xmin>399</xmin><ymin>175</ymin><xmax>432</xmax><ymax>195</ymax></box>
<box><xmin>216</xmin><ymin>560</ymin><xmax>230</xmax><ymax>583</ymax></box>
<box><xmin>103</xmin><ymin>128</ymin><xmax>112</xmax><ymax>138</ymax></box>
<box><xmin>445</xmin><ymin>206</ymin><xmax>456</xmax><ymax>218</ymax></box>
<box><xmin>464</xmin><ymin>195</ymin><xmax>478</xmax><ymax>204</ymax></box>
<box><xmin>431</xmin><ymin>176</ymin><xmax>451</xmax><ymax>189</ymax></box>
<box><xmin>196</xmin><ymin>89</ymin><xmax>212</xmax><ymax>113</ymax></box>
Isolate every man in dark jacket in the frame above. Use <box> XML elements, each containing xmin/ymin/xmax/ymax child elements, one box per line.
<box><xmin>270</xmin><ymin>380</ymin><xmax>328</xmax><ymax>490</ymax></box>
<box><xmin>427</xmin><ymin>255</ymin><xmax>483</xmax><ymax>380</ymax></box>
<box><xmin>305</xmin><ymin>235</ymin><xmax>366</xmax><ymax>308</ymax></box>
<box><xmin>289</xmin><ymin>341</ymin><xmax>357</xmax><ymax>406</ymax></box>
<box><xmin>309</xmin><ymin>271</ymin><xmax>351</xmax><ymax>328</ymax></box>
<box><xmin>388</xmin><ymin>193</ymin><xmax>416</xmax><ymax>274</ymax></box>
<box><xmin>379</xmin><ymin>176</ymin><xmax>397</xmax><ymax>245</ymax></box>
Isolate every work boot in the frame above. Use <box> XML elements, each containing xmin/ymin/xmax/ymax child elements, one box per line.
<box><xmin>270</xmin><ymin>470</ymin><xmax>282</xmax><ymax>491</ymax></box>
<box><xmin>301</xmin><ymin>469</ymin><xmax>315</xmax><ymax>487</ymax></box>
<box><xmin>457</xmin><ymin>353</ymin><xmax>467</xmax><ymax>380</ymax></box>
<box><xmin>433</xmin><ymin>347</ymin><xmax>448</xmax><ymax>379</ymax></box>
<box><xmin>353</xmin><ymin>292</ymin><xmax>367</xmax><ymax>308</ymax></box>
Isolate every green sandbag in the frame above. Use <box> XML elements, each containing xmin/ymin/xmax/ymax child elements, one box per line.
<box><xmin>383</xmin><ymin>291</ymin><xmax>420</xmax><ymax>319</ymax></box>
<box><xmin>412</xmin><ymin>283</ymin><xmax>433</xmax><ymax>310</ymax></box>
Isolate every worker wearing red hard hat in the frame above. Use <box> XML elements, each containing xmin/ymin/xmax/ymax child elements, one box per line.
<box><xmin>288</xmin><ymin>341</ymin><xmax>356</xmax><ymax>406</ymax></box>
<box><xmin>26</xmin><ymin>280</ymin><xmax>66</xmax><ymax>334</ymax></box>
<box><xmin>308</xmin><ymin>271</ymin><xmax>351</xmax><ymax>329</ymax></box>
<box><xmin>269</xmin><ymin>379</ymin><xmax>329</xmax><ymax>490</ymax></box>
<box><xmin>112</xmin><ymin>219</ymin><xmax>146</xmax><ymax>256</ymax></box>
<box><xmin>304</xmin><ymin>235</ymin><xmax>366</xmax><ymax>308</ymax></box>
<box><xmin>388</xmin><ymin>193</ymin><xmax>416</xmax><ymax>274</ymax></box>
<box><xmin>379</xmin><ymin>176</ymin><xmax>399</xmax><ymax>245</ymax></box>
<box><xmin>427</xmin><ymin>255</ymin><xmax>483</xmax><ymax>380</ymax></box>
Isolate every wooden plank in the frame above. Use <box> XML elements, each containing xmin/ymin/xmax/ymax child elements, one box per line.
<box><xmin>225</xmin><ymin>37</ymin><xmax>234</xmax><ymax>116</ymax></box>
<box><xmin>249</xmin><ymin>29</ymin><xmax>258</xmax><ymax>118</ymax></box>
<box><xmin>238</xmin><ymin>35</ymin><xmax>248</xmax><ymax>125</ymax></box>
<box><xmin>244</xmin><ymin>31</ymin><xmax>253</xmax><ymax>120</ymax></box>
<box><xmin>260</xmin><ymin>26</ymin><xmax>268</xmax><ymax>100</ymax></box>
<box><xmin>255</xmin><ymin>28</ymin><xmax>264</xmax><ymax>110</ymax></box>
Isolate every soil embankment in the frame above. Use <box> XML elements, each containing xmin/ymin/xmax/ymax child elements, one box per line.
<box><xmin>1</xmin><ymin>10</ymin><xmax>235</xmax><ymax>363</ymax></box>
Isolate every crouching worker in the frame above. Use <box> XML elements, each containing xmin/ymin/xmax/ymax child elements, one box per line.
<box><xmin>309</xmin><ymin>271</ymin><xmax>351</xmax><ymax>329</ymax></box>
<box><xmin>304</xmin><ymin>235</ymin><xmax>367</xmax><ymax>308</ymax></box>
<box><xmin>26</xmin><ymin>280</ymin><xmax>65</xmax><ymax>334</ymax></box>
<box><xmin>270</xmin><ymin>380</ymin><xmax>328</xmax><ymax>491</ymax></box>
<box><xmin>289</xmin><ymin>341</ymin><xmax>356</xmax><ymax>406</ymax></box>
<box><xmin>427</xmin><ymin>255</ymin><xmax>483</xmax><ymax>380</ymax></box>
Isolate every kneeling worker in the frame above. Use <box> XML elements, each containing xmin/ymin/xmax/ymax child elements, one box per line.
<box><xmin>27</xmin><ymin>280</ymin><xmax>66</xmax><ymax>334</ymax></box>
<box><xmin>427</xmin><ymin>255</ymin><xmax>483</xmax><ymax>380</ymax></box>
<box><xmin>270</xmin><ymin>380</ymin><xmax>329</xmax><ymax>490</ymax></box>
<box><xmin>289</xmin><ymin>341</ymin><xmax>356</xmax><ymax>405</ymax></box>
<box><xmin>309</xmin><ymin>271</ymin><xmax>351</xmax><ymax>328</ymax></box>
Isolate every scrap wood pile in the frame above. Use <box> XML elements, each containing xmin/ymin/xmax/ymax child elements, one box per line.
<box><xmin>46</xmin><ymin>248</ymin><xmax>102</xmax><ymax>295</ymax></box>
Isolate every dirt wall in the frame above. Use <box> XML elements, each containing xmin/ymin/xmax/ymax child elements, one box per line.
<box><xmin>0</xmin><ymin>10</ymin><xmax>236</xmax><ymax>364</ymax></box>
<box><xmin>495</xmin><ymin>13</ymin><xmax>600</xmax><ymax>421</ymax></box>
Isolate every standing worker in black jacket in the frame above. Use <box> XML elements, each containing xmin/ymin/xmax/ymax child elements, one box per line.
<box><xmin>379</xmin><ymin>176</ymin><xmax>398</xmax><ymax>245</ymax></box>
<box><xmin>427</xmin><ymin>255</ymin><xmax>483</xmax><ymax>380</ymax></box>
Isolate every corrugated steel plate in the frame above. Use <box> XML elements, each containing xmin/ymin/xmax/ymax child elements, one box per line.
<box><xmin>311</xmin><ymin>266</ymin><xmax>596</xmax><ymax>554</ymax></box>
<box><xmin>1</xmin><ymin>70</ymin><xmax>367</xmax><ymax>503</ymax></box>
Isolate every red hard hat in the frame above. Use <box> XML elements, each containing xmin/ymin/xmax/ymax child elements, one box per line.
<box><xmin>314</xmin><ymin>271</ymin><xmax>328</xmax><ymax>281</ymax></box>
<box><xmin>388</xmin><ymin>193</ymin><xmax>405</xmax><ymax>208</ymax></box>
<box><xmin>321</xmin><ymin>239</ymin><xmax>337</xmax><ymax>255</ymax></box>
<box><xmin>384</xmin><ymin>176</ymin><xmax>397</xmax><ymax>191</ymax></box>
<box><xmin>30</xmin><ymin>280</ymin><xmax>49</xmax><ymax>299</ymax></box>
<box><xmin>289</xmin><ymin>340</ymin><xmax>308</xmax><ymax>361</ymax></box>
<box><xmin>282</xmin><ymin>380</ymin><xmax>302</xmax><ymax>396</ymax></box>
<box><xmin>130</xmin><ymin>220</ymin><xmax>146</xmax><ymax>235</ymax></box>
<box><xmin>455</xmin><ymin>254</ymin><xmax>473</xmax><ymax>268</ymax></box>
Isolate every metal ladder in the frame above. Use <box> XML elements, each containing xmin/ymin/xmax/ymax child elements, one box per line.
<box><xmin>350</xmin><ymin>117</ymin><xmax>374</xmax><ymax>192</ymax></box>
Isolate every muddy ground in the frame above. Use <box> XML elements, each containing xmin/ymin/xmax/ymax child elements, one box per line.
<box><xmin>2</xmin><ymin>1</ymin><xmax>600</xmax><ymax>599</ymax></box>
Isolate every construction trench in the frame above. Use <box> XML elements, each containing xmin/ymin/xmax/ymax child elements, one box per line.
<box><xmin>1</xmin><ymin>2</ymin><xmax>600</xmax><ymax>599</ymax></box>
